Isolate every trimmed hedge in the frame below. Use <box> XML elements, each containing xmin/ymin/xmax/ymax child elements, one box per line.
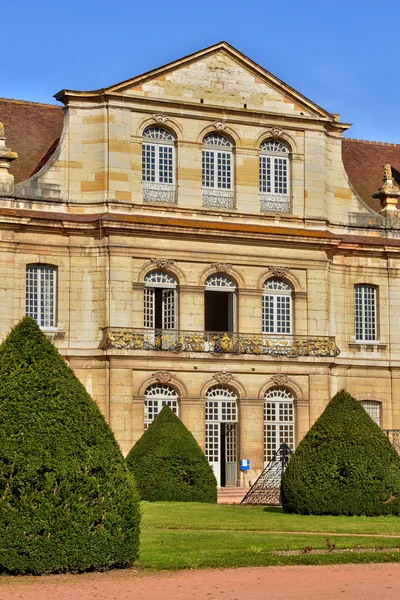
<box><xmin>281</xmin><ymin>389</ymin><xmax>400</xmax><ymax>516</ymax></box>
<box><xmin>0</xmin><ymin>317</ymin><xmax>140</xmax><ymax>574</ymax></box>
<box><xmin>126</xmin><ymin>405</ymin><xmax>217</xmax><ymax>502</ymax></box>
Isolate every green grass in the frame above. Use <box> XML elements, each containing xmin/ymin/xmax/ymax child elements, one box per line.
<box><xmin>137</xmin><ymin>503</ymin><xmax>400</xmax><ymax>570</ymax></box>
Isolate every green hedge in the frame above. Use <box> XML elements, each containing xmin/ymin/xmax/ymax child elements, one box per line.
<box><xmin>0</xmin><ymin>317</ymin><xmax>140</xmax><ymax>574</ymax></box>
<box><xmin>126</xmin><ymin>405</ymin><xmax>217</xmax><ymax>502</ymax></box>
<box><xmin>281</xmin><ymin>389</ymin><xmax>400</xmax><ymax>516</ymax></box>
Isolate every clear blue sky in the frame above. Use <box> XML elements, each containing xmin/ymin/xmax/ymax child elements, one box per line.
<box><xmin>2</xmin><ymin>0</ymin><xmax>399</xmax><ymax>142</ymax></box>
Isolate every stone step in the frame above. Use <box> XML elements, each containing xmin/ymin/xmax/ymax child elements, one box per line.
<box><xmin>217</xmin><ymin>487</ymin><xmax>247</xmax><ymax>504</ymax></box>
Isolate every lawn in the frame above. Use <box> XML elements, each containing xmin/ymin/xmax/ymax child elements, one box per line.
<box><xmin>137</xmin><ymin>502</ymin><xmax>400</xmax><ymax>570</ymax></box>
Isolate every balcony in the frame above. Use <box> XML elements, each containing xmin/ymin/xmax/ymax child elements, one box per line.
<box><xmin>99</xmin><ymin>328</ymin><xmax>340</xmax><ymax>358</ymax></box>
<box><xmin>142</xmin><ymin>182</ymin><xmax>176</xmax><ymax>204</ymax></box>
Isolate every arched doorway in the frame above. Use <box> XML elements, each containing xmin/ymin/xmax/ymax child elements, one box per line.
<box><xmin>144</xmin><ymin>383</ymin><xmax>179</xmax><ymax>430</ymax></box>
<box><xmin>205</xmin><ymin>385</ymin><xmax>238</xmax><ymax>486</ymax></box>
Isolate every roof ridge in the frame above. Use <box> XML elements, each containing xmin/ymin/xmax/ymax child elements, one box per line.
<box><xmin>343</xmin><ymin>137</ymin><xmax>400</xmax><ymax>148</ymax></box>
<box><xmin>0</xmin><ymin>97</ymin><xmax>61</xmax><ymax>109</ymax></box>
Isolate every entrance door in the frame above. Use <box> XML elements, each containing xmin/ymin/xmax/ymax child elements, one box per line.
<box><xmin>205</xmin><ymin>389</ymin><xmax>238</xmax><ymax>487</ymax></box>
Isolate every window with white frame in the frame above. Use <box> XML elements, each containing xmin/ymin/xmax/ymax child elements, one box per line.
<box><xmin>144</xmin><ymin>270</ymin><xmax>177</xmax><ymax>329</ymax></box>
<box><xmin>264</xmin><ymin>388</ymin><xmax>295</xmax><ymax>462</ymax></box>
<box><xmin>361</xmin><ymin>400</ymin><xmax>381</xmax><ymax>427</ymax></box>
<box><xmin>142</xmin><ymin>126</ymin><xmax>176</xmax><ymax>203</ymax></box>
<box><xmin>144</xmin><ymin>383</ymin><xmax>179</xmax><ymax>429</ymax></box>
<box><xmin>262</xmin><ymin>278</ymin><xmax>292</xmax><ymax>334</ymax></box>
<box><xmin>26</xmin><ymin>265</ymin><xmax>57</xmax><ymax>328</ymax></box>
<box><xmin>259</xmin><ymin>140</ymin><xmax>291</xmax><ymax>214</ymax></box>
<box><xmin>202</xmin><ymin>133</ymin><xmax>234</xmax><ymax>209</ymax></box>
<box><xmin>354</xmin><ymin>284</ymin><xmax>377</xmax><ymax>342</ymax></box>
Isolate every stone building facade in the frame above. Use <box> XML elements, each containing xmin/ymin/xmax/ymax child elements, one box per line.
<box><xmin>1</xmin><ymin>42</ymin><xmax>400</xmax><ymax>486</ymax></box>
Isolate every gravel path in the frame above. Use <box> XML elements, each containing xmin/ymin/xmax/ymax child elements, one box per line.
<box><xmin>0</xmin><ymin>563</ymin><xmax>399</xmax><ymax>600</ymax></box>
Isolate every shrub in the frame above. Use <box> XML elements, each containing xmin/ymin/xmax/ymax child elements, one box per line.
<box><xmin>126</xmin><ymin>405</ymin><xmax>217</xmax><ymax>502</ymax></box>
<box><xmin>0</xmin><ymin>317</ymin><xmax>140</xmax><ymax>574</ymax></box>
<box><xmin>281</xmin><ymin>389</ymin><xmax>400</xmax><ymax>515</ymax></box>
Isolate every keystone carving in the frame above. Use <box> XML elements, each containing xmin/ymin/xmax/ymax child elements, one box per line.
<box><xmin>151</xmin><ymin>258</ymin><xmax>175</xmax><ymax>269</ymax></box>
<box><xmin>271</xmin><ymin>374</ymin><xmax>289</xmax><ymax>386</ymax></box>
<box><xmin>152</xmin><ymin>371</ymin><xmax>173</xmax><ymax>384</ymax></box>
<box><xmin>152</xmin><ymin>113</ymin><xmax>169</xmax><ymax>123</ymax></box>
<box><xmin>269</xmin><ymin>127</ymin><xmax>284</xmax><ymax>138</ymax></box>
<box><xmin>267</xmin><ymin>266</ymin><xmax>291</xmax><ymax>278</ymax></box>
<box><xmin>211</xmin><ymin>262</ymin><xmax>232</xmax><ymax>273</ymax></box>
<box><xmin>213</xmin><ymin>120</ymin><xmax>227</xmax><ymax>130</ymax></box>
<box><xmin>213</xmin><ymin>371</ymin><xmax>235</xmax><ymax>385</ymax></box>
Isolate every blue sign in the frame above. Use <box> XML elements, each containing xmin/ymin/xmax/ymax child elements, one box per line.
<box><xmin>240</xmin><ymin>459</ymin><xmax>250</xmax><ymax>471</ymax></box>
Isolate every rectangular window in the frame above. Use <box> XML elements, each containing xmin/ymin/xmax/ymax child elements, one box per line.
<box><xmin>26</xmin><ymin>265</ymin><xmax>56</xmax><ymax>328</ymax></box>
<box><xmin>202</xmin><ymin>150</ymin><xmax>232</xmax><ymax>189</ymax></box>
<box><xmin>142</xmin><ymin>144</ymin><xmax>174</xmax><ymax>184</ymax></box>
<box><xmin>260</xmin><ymin>156</ymin><xmax>288</xmax><ymax>194</ymax></box>
<box><xmin>354</xmin><ymin>285</ymin><xmax>377</xmax><ymax>341</ymax></box>
<box><xmin>262</xmin><ymin>294</ymin><xmax>292</xmax><ymax>334</ymax></box>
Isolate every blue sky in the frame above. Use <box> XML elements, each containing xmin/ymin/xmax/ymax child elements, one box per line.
<box><xmin>2</xmin><ymin>0</ymin><xmax>399</xmax><ymax>142</ymax></box>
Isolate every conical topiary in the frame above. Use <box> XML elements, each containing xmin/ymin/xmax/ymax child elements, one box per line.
<box><xmin>281</xmin><ymin>389</ymin><xmax>400</xmax><ymax>515</ymax></box>
<box><xmin>0</xmin><ymin>317</ymin><xmax>140</xmax><ymax>574</ymax></box>
<box><xmin>126</xmin><ymin>405</ymin><xmax>217</xmax><ymax>502</ymax></box>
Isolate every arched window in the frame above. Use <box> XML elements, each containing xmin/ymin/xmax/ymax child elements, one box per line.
<box><xmin>144</xmin><ymin>270</ymin><xmax>177</xmax><ymax>330</ymax></box>
<box><xmin>264</xmin><ymin>388</ymin><xmax>295</xmax><ymax>462</ymax></box>
<box><xmin>26</xmin><ymin>264</ymin><xmax>57</xmax><ymax>328</ymax></box>
<box><xmin>361</xmin><ymin>400</ymin><xmax>381</xmax><ymax>427</ymax></box>
<box><xmin>259</xmin><ymin>139</ymin><xmax>290</xmax><ymax>214</ymax></box>
<box><xmin>142</xmin><ymin>126</ymin><xmax>176</xmax><ymax>204</ymax></box>
<box><xmin>144</xmin><ymin>383</ymin><xmax>179</xmax><ymax>429</ymax></box>
<box><xmin>202</xmin><ymin>133</ymin><xmax>234</xmax><ymax>209</ymax></box>
<box><xmin>206</xmin><ymin>386</ymin><xmax>238</xmax><ymax>486</ymax></box>
<box><xmin>204</xmin><ymin>274</ymin><xmax>237</xmax><ymax>332</ymax></box>
<box><xmin>262</xmin><ymin>278</ymin><xmax>293</xmax><ymax>334</ymax></box>
<box><xmin>354</xmin><ymin>284</ymin><xmax>377</xmax><ymax>342</ymax></box>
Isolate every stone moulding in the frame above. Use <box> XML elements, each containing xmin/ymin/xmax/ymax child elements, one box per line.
<box><xmin>99</xmin><ymin>328</ymin><xmax>340</xmax><ymax>358</ymax></box>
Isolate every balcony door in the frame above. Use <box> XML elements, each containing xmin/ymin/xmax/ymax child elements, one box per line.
<box><xmin>204</xmin><ymin>274</ymin><xmax>236</xmax><ymax>332</ymax></box>
<box><xmin>144</xmin><ymin>270</ymin><xmax>177</xmax><ymax>330</ymax></box>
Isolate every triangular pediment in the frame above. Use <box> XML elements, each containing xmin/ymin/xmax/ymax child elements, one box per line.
<box><xmin>105</xmin><ymin>42</ymin><xmax>332</xmax><ymax>119</ymax></box>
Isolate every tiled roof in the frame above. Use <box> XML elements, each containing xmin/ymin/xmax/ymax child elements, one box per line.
<box><xmin>0</xmin><ymin>98</ymin><xmax>63</xmax><ymax>183</ymax></box>
<box><xmin>342</xmin><ymin>138</ymin><xmax>400</xmax><ymax>214</ymax></box>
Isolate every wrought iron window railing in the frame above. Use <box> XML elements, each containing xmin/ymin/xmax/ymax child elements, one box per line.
<box><xmin>142</xmin><ymin>182</ymin><xmax>177</xmax><ymax>204</ymax></box>
<box><xmin>99</xmin><ymin>328</ymin><xmax>340</xmax><ymax>357</ymax></box>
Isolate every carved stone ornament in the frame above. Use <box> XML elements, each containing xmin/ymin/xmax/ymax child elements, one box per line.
<box><xmin>269</xmin><ymin>127</ymin><xmax>284</xmax><ymax>138</ymax></box>
<box><xmin>213</xmin><ymin>370</ymin><xmax>235</xmax><ymax>385</ymax></box>
<box><xmin>151</xmin><ymin>258</ymin><xmax>175</xmax><ymax>269</ymax></box>
<box><xmin>152</xmin><ymin>371</ymin><xmax>173</xmax><ymax>384</ymax></box>
<box><xmin>152</xmin><ymin>113</ymin><xmax>169</xmax><ymax>123</ymax></box>
<box><xmin>213</xmin><ymin>120</ymin><xmax>227</xmax><ymax>130</ymax></box>
<box><xmin>271</xmin><ymin>374</ymin><xmax>289</xmax><ymax>386</ymax></box>
<box><xmin>267</xmin><ymin>266</ymin><xmax>291</xmax><ymax>278</ymax></box>
<box><xmin>211</xmin><ymin>262</ymin><xmax>232</xmax><ymax>273</ymax></box>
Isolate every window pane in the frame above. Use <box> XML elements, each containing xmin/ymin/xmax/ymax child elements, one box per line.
<box><xmin>354</xmin><ymin>285</ymin><xmax>376</xmax><ymax>341</ymax></box>
<box><xmin>26</xmin><ymin>266</ymin><xmax>56</xmax><ymax>327</ymax></box>
<box><xmin>202</xmin><ymin>150</ymin><xmax>215</xmax><ymax>187</ymax></box>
